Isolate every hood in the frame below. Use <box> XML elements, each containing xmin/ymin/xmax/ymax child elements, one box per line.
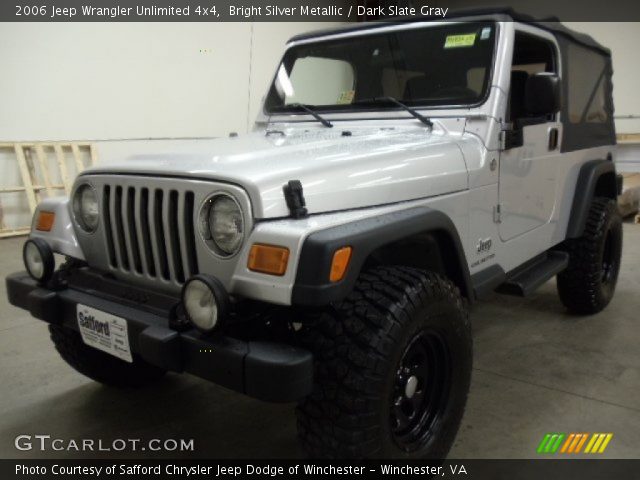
<box><xmin>84</xmin><ymin>125</ymin><xmax>469</xmax><ymax>219</ymax></box>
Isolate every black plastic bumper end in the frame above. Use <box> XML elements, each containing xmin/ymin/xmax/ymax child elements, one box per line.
<box><xmin>6</xmin><ymin>272</ymin><xmax>313</xmax><ymax>403</ymax></box>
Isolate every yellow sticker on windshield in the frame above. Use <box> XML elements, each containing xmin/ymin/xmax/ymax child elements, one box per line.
<box><xmin>337</xmin><ymin>90</ymin><xmax>355</xmax><ymax>104</ymax></box>
<box><xmin>444</xmin><ymin>34</ymin><xmax>476</xmax><ymax>48</ymax></box>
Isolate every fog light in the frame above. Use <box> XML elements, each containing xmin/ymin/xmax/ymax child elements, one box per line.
<box><xmin>182</xmin><ymin>275</ymin><xmax>228</xmax><ymax>333</ymax></box>
<box><xmin>23</xmin><ymin>238</ymin><xmax>54</xmax><ymax>283</ymax></box>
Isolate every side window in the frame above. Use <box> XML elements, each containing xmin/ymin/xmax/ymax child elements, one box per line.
<box><xmin>565</xmin><ymin>43</ymin><xmax>608</xmax><ymax>124</ymax></box>
<box><xmin>508</xmin><ymin>32</ymin><xmax>557</xmax><ymax>123</ymax></box>
<box><xmin>284</xmin><ymin>57</ymin><xmax>355</xmax><ymax>106</ymax></box>
<box><xmin>560</xmin><ymin>40</ymin><xmax>614</xmax><ymax>151</ymax></box>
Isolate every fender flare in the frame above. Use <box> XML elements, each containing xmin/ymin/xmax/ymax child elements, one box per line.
<box><xmin>566</xmin><ymin>159</ymin><xmax>619</xmax><ymax>239</ymax></box>
<box><xmin>291</xmin><ymin>206</ymin><xmax>472</xmax><ymax>306</ymax></box>
<box><xmin>30</xmin><ymin>197</ymin><xmax>85</xmax><ymax>260</ymax></box>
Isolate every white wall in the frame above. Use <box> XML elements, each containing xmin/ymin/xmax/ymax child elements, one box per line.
<box><xmin>0</xmin><ymin>22</ymin><xmax>340</xmax><ymax>141</ymax></box>
<box><xmin>0</xmin><ymin>22</ymin><xmax>341</xmax><ymax>230</ymax></box>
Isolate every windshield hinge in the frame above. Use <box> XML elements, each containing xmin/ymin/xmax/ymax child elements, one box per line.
<box><xmin>283</xmin><ymin>180</ymin><xmax>308</xmax><ymax>219</ymax></box>
<box><xmin>500</xmin><ymin>122</ymin><xmax>523</xmax><ymax>150</ymax></box>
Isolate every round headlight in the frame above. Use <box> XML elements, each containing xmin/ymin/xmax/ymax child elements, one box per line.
<box><xmin>204</xmin><ymin>195</ymin><xmax>244</xmax><ymax>256</ymax></box>
<box><xmin>73</xmin><ymin>184</ymin><xmax>99</xmax><ymax>232</ymax></box>
<box><xmin>23</xmin><ymin>238</ymin><xmax>54</xmax><ymax>283</ymax></box>
<box><xmin>182</xmin><ymin>275</ymin><xmax>228</xmax><ymax>333</ymax></box>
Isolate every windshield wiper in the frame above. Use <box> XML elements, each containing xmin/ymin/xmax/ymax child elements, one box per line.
<box><xmin>288</xmin><ymin>103</ymin><xmax>333</xmax><ymax>128</ymax></box>
<box><xmin>355</xmin><ymin>96</ymin><xmax>433</xmax><ymax>128</ymax></box>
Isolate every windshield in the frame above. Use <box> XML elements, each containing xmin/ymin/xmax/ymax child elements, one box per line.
<box><xmin>265</xmin><ymin>22</ymin><xmax>497</xmax><ymax>114</ymax></box>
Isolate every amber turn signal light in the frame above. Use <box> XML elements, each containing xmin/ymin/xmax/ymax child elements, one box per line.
<box><xmin>248</xmin><ymin>244</ymin><xmax>290</xmax><ymax>276</ymax></box>
<box><xmin>330</xmin><ymin>246</ymin><xmax>352</xmax><ymax>282</ymax></box>
<box><xmin>35</xmin><ymin>211</ymin><xmax>55</xmax><ymax>232</ymax></box>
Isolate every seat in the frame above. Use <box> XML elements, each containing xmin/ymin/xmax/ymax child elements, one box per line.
<box><xmin>403</xmin><ymin>76</ymin><xmax>432</xmax><ymax>101</ymax></box>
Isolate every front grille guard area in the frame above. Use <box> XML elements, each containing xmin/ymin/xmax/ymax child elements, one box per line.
<box><xmin>71</xmin><ymin>175</ymin><xmax>254</xmax><ymax>294</ymax></box>
<box><xmin>102</xmin><ymin>184</ymin><xmax>199</xmax><ymax>285</ymax></box>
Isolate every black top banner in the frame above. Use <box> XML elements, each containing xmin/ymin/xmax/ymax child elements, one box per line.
<box><xmin>2</xmin><ymin>0</ymin><xmax>640</xmax><ymax>22</ymax></box>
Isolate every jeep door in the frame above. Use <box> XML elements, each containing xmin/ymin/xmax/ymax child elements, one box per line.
<box><xmin>498</xmin><ymin>27</ymin><xmax>563</xmax><ymax>241</ymax></box>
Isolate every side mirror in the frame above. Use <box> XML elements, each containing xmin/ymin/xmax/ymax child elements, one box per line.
<box><xmin>524</xmin><ymin>73</ymin><xmax>561</xmax><ymax>116</ymax></box>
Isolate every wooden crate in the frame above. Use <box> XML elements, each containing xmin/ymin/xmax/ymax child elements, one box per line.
<box><xmin>0</xmin><ymin>142</ymin><xmax>96</xmax><ymax>238</ymax></box>
<box><xmin>617</xmin><ymin>133</ymin><xmax>640</xmax><ymax>144</ymax></box>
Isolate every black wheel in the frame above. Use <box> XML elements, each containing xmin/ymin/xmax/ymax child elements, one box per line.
<box><xmin>296</xmin><ymin>266</ymin><xmax>472</xmax><ymax>458</ymax></box>
<box><xmin>557</xmin><ymin>197</ymin><xmax>623</xmax><ymax>315</ymax></box>
<box><xmin>49</xmin><ymin>324</ymin><xmax>166</xmax><ymax>387</ymax></box>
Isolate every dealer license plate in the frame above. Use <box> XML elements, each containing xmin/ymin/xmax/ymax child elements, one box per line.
<box><xmin>76</xmin><ymin>305</ymin><xmax>133</xmax><ymax>363</ymax></box>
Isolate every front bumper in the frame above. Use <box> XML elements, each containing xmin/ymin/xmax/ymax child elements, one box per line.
<box><xmin>6</xmin><ymin>271</ymin><xmax>313</xmax><ymax>403</ymax></box>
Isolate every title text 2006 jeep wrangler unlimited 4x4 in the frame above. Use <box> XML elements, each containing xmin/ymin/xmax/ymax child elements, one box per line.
<box><xmin>7</xmin><ymin>10</ymin><xmax>622</xmax><ymax>458</ymax></box>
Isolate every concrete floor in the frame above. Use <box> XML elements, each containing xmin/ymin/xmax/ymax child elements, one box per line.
<box><xmin>0</xmin><ymin>224</ymin><xmax>638</xmax><ymax>459</ymax></box>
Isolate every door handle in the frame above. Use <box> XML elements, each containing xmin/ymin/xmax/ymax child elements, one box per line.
<box><xmin>548</xmin><ymin>128</ymin><xmax>559</xmax><ymax>151</ymax></box>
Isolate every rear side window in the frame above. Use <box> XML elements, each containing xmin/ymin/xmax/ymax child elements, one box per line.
<box><xmin>566</xmin><ymin>43</ymin><xmax>609</xmax><ymax>124</ymax></box>
<box><xmin>558</xmin><ymin>37</ymin><xmax>615</xmax><ymax>152</ymax></box>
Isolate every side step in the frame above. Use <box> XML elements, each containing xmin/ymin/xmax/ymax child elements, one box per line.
<box><xmin>496</xmin><ymin>251</ymin><xmax>569</xmax><ymax>297</ymax></box>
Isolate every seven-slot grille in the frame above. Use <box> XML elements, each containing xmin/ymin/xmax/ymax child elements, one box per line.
<box><xmin>102</xmin><ymin>184</ymin><xmax>199</xmax><ymax>284</ymax></box>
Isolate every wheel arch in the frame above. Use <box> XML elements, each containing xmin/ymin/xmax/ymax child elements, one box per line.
<box><xmin>363</xmin><ymin>230</ymin><xmax>470</xmax><ymax>299</ymax></box>
<box><xmin>292</xmin><ymin>207</ymin><xmax>472</xmax><ymax>306</ymax></box>
<box><xmin>566</xmin><ymin>159</ymin><xmax>620</xmax><ymax>239</ymax></box>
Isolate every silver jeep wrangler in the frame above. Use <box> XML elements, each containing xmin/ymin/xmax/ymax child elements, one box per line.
<box><xmin>8</xmin><ymin>10</ymin><xmax>622</xmax><ymax>459</ymax></box>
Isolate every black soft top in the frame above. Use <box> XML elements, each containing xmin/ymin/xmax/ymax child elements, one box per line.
<box><xmin>289</xmin><ymin>7</ymin><xmax>610</xmax><ymax>56</ymax></box>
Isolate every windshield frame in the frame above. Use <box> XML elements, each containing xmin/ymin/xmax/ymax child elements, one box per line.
<box><xmin>263</xmin><ymin>20</ymin><xmax>500</xmax><ymax>117</ymax></box>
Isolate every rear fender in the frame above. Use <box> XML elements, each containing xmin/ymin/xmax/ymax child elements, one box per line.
<box><xmin>566</xmin><ymin>159</ymin><xmax>618</xmax><ymax>239</ymax></box>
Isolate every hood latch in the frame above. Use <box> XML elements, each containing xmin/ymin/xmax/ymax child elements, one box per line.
<box><xmin>283</xmin><ymin>180</ymin><xmax>308</xmax><ymax>219</ymax></box>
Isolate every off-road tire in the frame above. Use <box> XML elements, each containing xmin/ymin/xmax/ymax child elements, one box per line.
<box><xmin>296</xmin><ymin>266</ymin><xmax>472</xmax><ymax>458</ymax></box>
<box><xmin>49</xmin><ymin>324</ymin><xmax>166</xmax><ymax>387</ymax></box>
<box><xmin>557</xmin><ymin>197</ymin><xmax>622</xmax><ymax>314</ymax></box>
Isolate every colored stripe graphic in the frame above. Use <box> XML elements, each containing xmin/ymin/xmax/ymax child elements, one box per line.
<box><xmin>574</xmin><ymin>433</ymin><xmax>589</xmax><ymax>453</ymax></box>
<box><xmin>538</xmin><ymin>433</ymin><xmax>613</xmax><ymax>454</ymax></box>
<box><xmin>584</xmin><ymin>433</ymin><xmax>602</xmax><ymax>453</ymax></box>
<box><xmin>550</xmin><ymin>434</ymin><xmax>565</xmax><ymax>453</ymax></box>
<box><xmin>537</xmin><ymin>433</ymin><xmax>565</xmax><ymax>453</ymax></box>
<box><xmin>537</xmin><ymin>433</ymin><xmax>552</xmax><ymax>453</ymax></box>
<box><xmin>598</xmin><ymin>433</ymin><xmax>614</xmax><ymax>453</ymax></box>
<box><xmin>585</xmin><ymin>433</ymin><xmax>614</xmax><ymax>454</ymax></box>
<box><xmin>564</xmin><ymin>433</ymin><xmax>588</xmax><ymax>453</ymax></box>
<box><xmin>569</xmin><ymin>434</ymin><xmax>580</xmax><ymax>453</ymax></box>
<box><xmin>560</xmin><ymin>433</ymin><xmax>575</xmax><ymax>453</ymax></box>
<box><xmin>537</xmin><ymin>434</ymin><xmax>552</xmax><ymax>454</ymax></box>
